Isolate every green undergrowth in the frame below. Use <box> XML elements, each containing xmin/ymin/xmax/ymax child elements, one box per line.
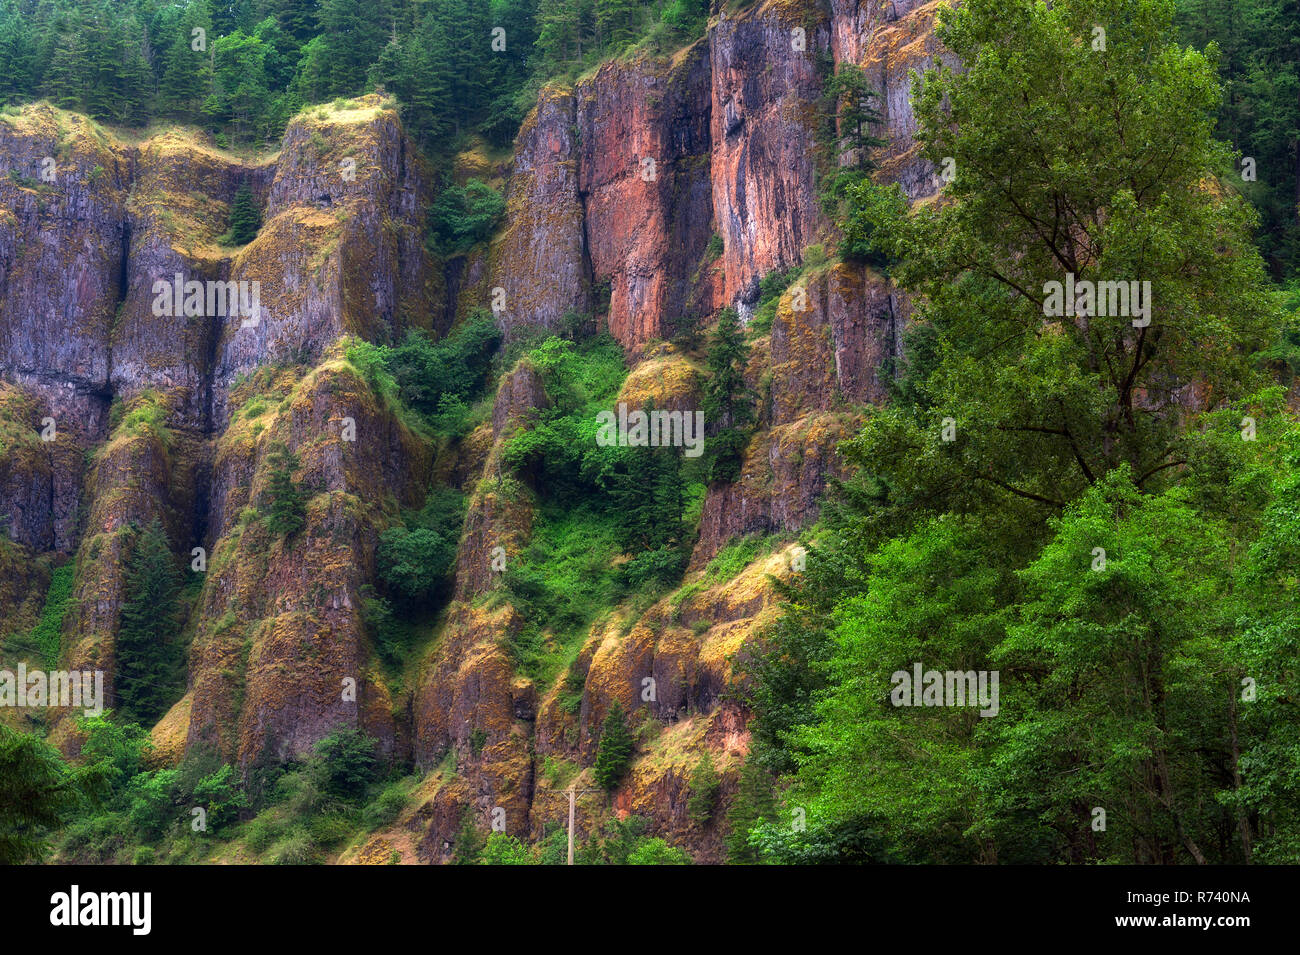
<box><xmin>345</xmin><ymin>313</ymin><xmax>501</xmax><ymax>442</ymax></box>
<box><xmin>4</xmin><ymin>563</ymin><xmax>76</xmax><ymax>668</ymax></box>
<box><xmin>50</xmin><ymin>721</ymin><xmax>414</xmax><ymax>866</ymax></box>
<box><xmin>490</xmin><ymin>334</ymin><xmax>709</xmax><ymax>693</ymax></box>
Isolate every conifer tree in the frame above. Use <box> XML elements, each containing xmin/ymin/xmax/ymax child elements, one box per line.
<box><xmin>725</xmin><ymin>758</ymin><xmax>778</xmax><ymax>863</ymax></box>
<box><xmin>593</xmin><ymin>700</ymin><xmax>634</xmax><ymax>791</ymax></box>
<box><xmin>0</xmin><ymin>726</ymin><xmax>83</xmax><ymax>864</ymax></box>
<box><xmin>262</xmin><ymin>441</ymin><xmax>307</xmax><ymax>537</ymax></box>
<box><xmin>226</xmin><ymin>183</ymin><xmax>261</xmax><ymax>245</ymax></box>
<box><xmin>595</xmin><ymin>0</ymin><xmax>637</xmax><ymax>50</ymax></box>
<box><xmin>116</xmin><ymin>518</ymin><xmax>183</xmax><ymax>726</ymax></box>
<box><xmin>702</xmin><ymin>307</ymin><xmax>753</xmax><ymax>483</ymax></box>
<box><xmin>158</xmin><ymin>0</ymin><xmax>214</xmax><ymax>116</ymax></box>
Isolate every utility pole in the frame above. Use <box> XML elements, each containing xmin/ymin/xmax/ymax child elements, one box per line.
<box><xmin>567</xmin><ymin>787</ymin><xmax>575</xmax><ymax>866</ymax></box>
<box><xmin>536</xmin><ymin>785</ymin><xmax>602</xmax><ymax>865</ymax></box>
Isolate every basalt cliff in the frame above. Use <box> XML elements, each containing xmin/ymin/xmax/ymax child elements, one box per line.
<box><xmin>0</xmin><ymin>0</ymin><xmax>946</xmax><ymax>862</ymax></box>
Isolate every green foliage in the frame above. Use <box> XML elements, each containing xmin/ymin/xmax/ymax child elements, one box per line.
<box><xmin>741</xmin><ymin>0</ymin><xmax>1300</xmax><ymax>866</ymax></box>
<box><xmin>222</xmin><ymin>183</ymin><xmax>261</xmax><ymax>245</ymax></box>
<box><xmin>659</xmin><ymin>0</ymin><xmax>709</xmax><ymax>41</ymax></box>
<box><xmin>452</xmin><ymin>807</ymin><xmax>488</xmax><ymax>864</ymax></box>
<box><xmin>747</xmin><ymin>816</ymin><xmax>898</xmax><ymax>864</ymax></box>
<box><xmin>686</xmin><ymin>753</ymin><xmax>720</xmax><ymax>826</ymax></box>
<box><xmin>376</xmin><ymin>487</ymin><xmax>466</xmax><ymax>606</ymax></box>
<box><xmin>0</xmin><ymin>725</ymin><xmax>84</xmax><ymax>863</ymax></box>
<box><xmin>815</xmin><ymin>62</ymin><xmax>886</xmax><ymax>261</ymax></box>
<box><xmin>701</xmin><ymin>308</ymin><xmax>753</xmax><ymax>484</ymax></box>
<box><xmin>348</xmin><ymin>316</ymin><xmax>501</xmax><ymax>435</ymax></box>
<box><xmin>1176</xmin><ymin>0</ymin><xmax>1300</xmax><ymax>277</ymax></box>
<box><xmin>362</xmin><ymin>783</ymin><xmax>408</xmax><ymax>830</ymax></box>
<box><xmin>308</xmin><ymin>728</ymin><xmax>379</xmax><ymax>800</ymax></box>
<box><xmin>480</xmin><ymin>831</ymin><xmax>535</xmax><ymax>864</ymax></box>
<box><xmin>627</xmin><ymin>837</ymin><xmax>691</xmax><ymax>864</ymax></box>
<box><xmin>260</xmin><ymin>441</ymin><xmax>308</xmax><ymax>538</ymax></box>
<box><xmin>593</xmin><ymin>701</ymin><xmax>634</xmax><ymax>791</ymax></box>
<box><xmin>725</xmin><ymin>759</ymin><xmax>778</xmax><ymax>863</ymax></box>
<box><xmin>429</xmin><ymin>179</ymin><xmax>505</xmax><ymax>254</ymax></box>
<box><xmin>704</xmin><ymin>534</ymin><xmax>777</xmax><ymax>584</ymax></box>
<box><xmin>116</xmin><ymin>519</ymin><xmax>184</xmax><ymax>726</ymax></box>
<box><xmin>20</xmin><ymin>563</ymin><xmax>75</xmax><ymax>668</ymax></box>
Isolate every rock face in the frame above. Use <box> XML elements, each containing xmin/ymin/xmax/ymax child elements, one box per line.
<box><xmin>489</xmin><ymin>89</ymin><xmax>591</xmax><ymax>341</ymax></box>
<box><xmin>577</xmin><ymin>48</ymin><xmax>716</xmax><ymax>345</ymax></box>
<box><xmin>710</xmin><ymin>8</ymin><xmax>829</xmax><ymax>307</ymax></box>
<box><xmin>0</xmin><ymin>96</ymin><xmax>437</xmax><ymax>760</ymax></box>
<box><xmin>0</xmin><ymin>0</ymin><xmax>949</xmax><ymax>862</ymax></box>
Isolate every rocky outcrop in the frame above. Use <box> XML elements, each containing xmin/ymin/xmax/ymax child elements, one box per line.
<box><xmin>213</xmin><ymin>99</ymin><xmax>438</xmax><ymax>423</ymax></box>
<box><xmin>0</xmin><ymin>97</ymin><xmax>439</xmax><ymax>764</ymax></box>
<box><xmin>0</xmin><ymin>0</ymin><xmax>954</xmax><ymax>863</ymax></box>
<box><xmin>184</xmin><ymin>359</ymin><xmax>432</xmax><ymax>766</ymax></box>
<box><xmin>710</xmin><ymin>5</ymin><xmax>830</xmax><ymax>308</ymax></box>
<box><xmin>851</xmin><ymin>0</ymin><xmax>952</xmax><ymax>199</ymax></box>
<box><xmin>489</xmin><ymin>89</ymin><xmax>591</xmax><ymax>342</ymax></box>
<box><xmin>577</xmin><ymin>47</ymin><xmax>717</xmax><ymax>345</ymax></box>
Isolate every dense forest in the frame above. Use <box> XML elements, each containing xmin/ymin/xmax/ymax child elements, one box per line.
<box><xmin>0</xmin><ymin>0</ymin><xmax>709</xmax><ymax>150</ymax></box>
<box><xmin>2</xmin><ymin>0</ymin><xmax>1299</xmax><ymax>867</ymax></box>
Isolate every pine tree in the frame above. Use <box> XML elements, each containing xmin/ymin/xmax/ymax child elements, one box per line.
<box><xmin>822</xmin><ymin>64</ymin><xmax>884</xmax><ymax>177</ymax></box>
<box><xmin>262</xmin><ymin>441</ymin><xmax>307</xmax><ymax>537</ymax></box>
<box><xmin>702</xmin><ymin>308</ymin><xmax>753</xmax><ymax>484</ymax></box>
<box><xmin>43</xmin><ymin>18</ymin><xmax>91</xmax><ymax>111</ymax></box>
<box><xmin>593</xmin><ymin>701</ymin><xmax>634</xmax><ymax>791</ymax></box>
<box><xmin>0</xmin><ymin>2</ymin><xmax>36</xmax><ymax>103</ymax></box>
<box><xmin>116</xmin><ymin>518</ymin><xmax>183</xmax><ymax>726</ymax></box>
<box><xmin>225</xmin><ymin>183</ymin><xmax>262</xmax><ymax>245</ymax></box>
<box><xmin>534</xmin><ymin>0</ymin><xmax>580</xmax><ymax>71</ymax></box>
<box><xmin>0</xmin><ymin>725</ymin><xmax>83</xmax><ymax>864</ymax></box>
<box><xmin>158</xmin><ymin>0</ymin><xmax>214</xmax><ymax>116</ymax></box>
<box><xmin>595</xmin><ymin>0</ymin><xmax>637</xmax><ymax>50</ymax></box>
<box><xmin>615</xmin><ymin>411</ymin><xmax>685</xmax><ymax>554</ymax></box>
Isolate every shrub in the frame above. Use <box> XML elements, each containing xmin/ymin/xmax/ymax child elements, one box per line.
<box><xmin>479</xmin><ymin>832</ymin><xmax>534</xmax><ymax>865</ymax></box>
<box><xmin>244</xmin><ymin>813</ymin><xmax>285</xmax><ymax>853</ymax></box>
<box><xmin>429</xmin><ymin>180</ymin><xmax>506</xmax><ymax>254</ymax></box>
<box><xmin>269</xmin><ymin>826</ymin><xmax>318</xmax><ymax>865</ymax></box>
<box><xmin>362</xmin><ymin>784</ymin><xmax>408</xmax><ymax>830</ymax></box>
<box><xmin>628</xmin><ymin>837</ymin><xmax>691</xmax><ymax>865</ymax></box>
<box><xmin>376</xmin><ymin>487</ymin><xmax>466</xmax><ymax>607</ymax></box>
<box><xmin>308</xmin><ymin>729</ymin><xmax>379</xmax><ymax>801</ymax></box>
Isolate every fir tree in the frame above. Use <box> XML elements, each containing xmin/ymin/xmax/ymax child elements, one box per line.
<box><xmin>0</xmin><ymin>726</ymin><xmax>83</xmax><ymax>863</ymax></box>
<box><xmin>725</xmin><ymin>758</ymin><xmax>778</xmax><ymax>863</ymax></box>
<box><xmin>262</xmin><ymin>441</ymin><xmax>307</xmax><ymax>537</ymax></box>
<box><xmin>593</xmin><ymin>700</ymin><xmax>634</xmax><ymax>791</ymax></box>
<box><xmin>226</xmin><ymin>183</ymin><xmax>261</xmax><ymax>245</ymax></box>
<box><xmin>116</xmin><ymin>518</ymin><xmax>183</xmax><ymax>726</ymax></box>
<box><xmin>702</xmin><ymin>307</ymin><xmax>753</xmax><ymax>484</ymax></box>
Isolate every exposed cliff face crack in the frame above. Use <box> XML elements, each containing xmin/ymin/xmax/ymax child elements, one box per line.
<box><xmin>115</xmin><ymin>219</ymin><xmax>130</xmax><ymax>307</ymax></box>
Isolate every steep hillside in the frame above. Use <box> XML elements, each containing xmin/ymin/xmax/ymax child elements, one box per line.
<box><xmin>0</xmin><ymin>0</ymin><xmax>943</xmax><ymax>863</ymax></box>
